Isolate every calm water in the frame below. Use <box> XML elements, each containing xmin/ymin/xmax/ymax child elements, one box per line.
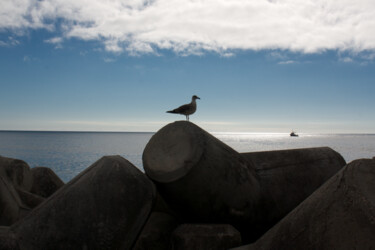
<box><xmin>0</xmin><ymin>131</ymin><xmax>374</xmax><ymax>182</ymax></box>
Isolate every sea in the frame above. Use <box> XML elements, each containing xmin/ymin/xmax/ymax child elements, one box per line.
<box><xmin>0</xmin><ymin>131</ymin><xmax>374</xmax><ymax>183</ymax></box>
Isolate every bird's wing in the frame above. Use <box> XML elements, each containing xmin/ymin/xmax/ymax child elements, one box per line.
<box><xmin>173</xmin><ymin>103</ymin><xmax>191</xmax><ymax>114</ymax></box>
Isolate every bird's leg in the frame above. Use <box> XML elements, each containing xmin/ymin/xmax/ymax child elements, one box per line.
<box><xmin>187</xmin><ymin>115</ymin><xmax>190</xmax><ymax>121</ymax></box>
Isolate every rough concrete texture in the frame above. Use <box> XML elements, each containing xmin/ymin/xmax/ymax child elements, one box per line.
<box><xmin>240</xmin><ymin>147</ymin><xmax>346</xmax><ymax>241</ymax></box>
<box><xmin>143</xmin><ymin>121</ymin><xmax>261</xmax><ymax>224</ymax></box>
<box><xmin>0</xmin><ymin>156</ymin><xmax>66</xmax><ymax>226</ymax></box>
<box><xmin>0</xmin><ymin>226</ymin><xmax>19</xmax><ymax>250</ymax></box>
<box><xmin>152</xmin><ymin>191</ymin><xmax>180</xmax><ymax>219</ymax></box>
<box><xmin>171</xmin><ymin>224</ymin><xmax>242</xmax><ymax>250</ymax></box>
<box><xmin>133</xmin><ymin>212</ymin><xmax>179</xmax><ymax>250</ymax></box>
<box><xmin>232</xmin><ymin>158</ymin><xmax>375</xmax><ymax>250</ymax></box>
<box><xmin>0</xmin><ymin>157</ymin><xmax>32</xmax><ymax>191</ymax></box>
<box><xmin>15</xmin><ymin>188</ymin><xmax>44</xmax><ymax>209</ymax></box>
<box><xmin>30</xmin><ymin>167</ymin><xmax>64</xmax><ymax>198</ymax></box>
<box><xmin>11</xmin><ymin>156</ymin><xmax>156</xmax><ymax>250</ymax></box>
<box><xmin>0</xmin><ymin>177</ymin><xmax>27</xmax><ymax>226</ymax></box>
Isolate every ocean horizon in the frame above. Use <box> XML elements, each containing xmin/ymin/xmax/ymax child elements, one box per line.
<box><xmin>2</xmin><ymin>129</ymin><xmax>375</xmax><ymax>135</ymax></box>
<box><xmin>1</xmin><ymin>130</ymin><xmax>374</xmax><ymax>183</ymax></box>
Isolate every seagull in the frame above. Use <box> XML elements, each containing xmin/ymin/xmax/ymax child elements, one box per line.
<box><xmin>167</xmin><ymin>95</ymin><xmax>200</xmax><ymax>121</ymax></box>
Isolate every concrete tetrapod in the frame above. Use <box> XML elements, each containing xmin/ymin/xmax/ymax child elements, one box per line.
<box><xmin>231</xmin><ymin>158</ymin><xmax>375</xmax><ymax>250</ymax></box>
<box><xmin>0</xmin><ymin>177</ymin><xmax>28</xmax><ymax>226</ymax></box>
<box><xmin>133</xmin><ymin>212</ymin><xmax>179</xmax><ymax>250</ymax></box>
<box><xmin>0</xmin><ymin>157</ymin><xmax>33</xmax><ymax>191</ymax></box>
<box><xmin>30</xmin><ymin>167</ymin><xmax>64</xmax><ymax>198</ymax></box>
<box><xmin>10</xmin><ymin>156</ymin><xmax>156</xmax><ymax>250</ymax></box>
<box><xmin>143</xmin><ymin>121</ymin><xmax>261</xmax><ymax>224</ymax></box>
<box><xmin>0</xmin><ymin>156</ymin><xmax>34</xmax><ymax>226</ymax></box>
<box><xmin>0</xmin><ymin>156</ymin><xmax>66</xmax><ymax>226</ymax></box>
<box><xmin>0</xmin><ymin>226</ymin><xmax>18</xmax><ymax>250</ymax></box>
<box><xmin>240</xmin><ymin>147</ymin><xmax>346</xmax><ymax>240</ymax></box>
<box><xmin>171</xmin><ymin>224</ymin><xmax>242</xmax><ymax>250</ymax></box>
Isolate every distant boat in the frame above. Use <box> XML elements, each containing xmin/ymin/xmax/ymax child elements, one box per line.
<box><xmin>290</xmin><ymin>131</ymin><xmax>299</xmax><ymax>137</ymax></box>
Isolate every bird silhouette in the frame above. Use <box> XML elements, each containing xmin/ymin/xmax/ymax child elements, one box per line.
<box><xmin>167</xmin><ymin>95</ymin><xmax>200</xmax><ymax>121</ymax></box>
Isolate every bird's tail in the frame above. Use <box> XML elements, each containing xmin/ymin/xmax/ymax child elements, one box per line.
<box><xmin>166</xmin><ymin>110</ymin><xmax>177</xmax><ymax>113</ymax></box>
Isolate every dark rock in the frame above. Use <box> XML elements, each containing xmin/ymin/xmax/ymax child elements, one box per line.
<box><xmin>240</xmin><ymin>147</ymin><xmax>346</xmax><ymax>241</ymax></box>
<box><xmin>232</xmin><ymin>158</ymin><xmax>375</xmax><ymax>250</ymax></box>
<box><xmin>133</xmin><ymin>212</ymin><xmax>179</xmax><ymax>250</ymax></box>
<box><xmin>171</xmin><ymin>224</ymin><xmax>242</xmax><ymax>250</ymax></box>
<box><xmin>30</xmin><ymin>167</ymin><xmax>64</xmax><ymax>198</ymax></box>
<box><xmin>11</xmin><ymin>155</ymin><xmax>156</xmax><ymax>250</ymax></box>
<box><xmin>143</xmin><ymin>121</ymin><xmax>261</xmax><ymax>224</ymax></box>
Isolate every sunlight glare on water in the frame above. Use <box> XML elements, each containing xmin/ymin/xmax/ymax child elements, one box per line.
<box><xmin>215</xmin><ymin>132</ymin><xmax>375</xmax><ymax>164</ymax></box>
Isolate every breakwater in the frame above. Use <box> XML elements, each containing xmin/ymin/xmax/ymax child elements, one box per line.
<box><xmin>1</xmin><ymin>121</ymin><xmax>374</xmax><ymax>249</ymax></box>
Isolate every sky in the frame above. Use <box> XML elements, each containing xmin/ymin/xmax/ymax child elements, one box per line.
<box><xmin>1</xmin><ymin>0</ymin><xmax>375</xmax><ymax>133</ymax></box>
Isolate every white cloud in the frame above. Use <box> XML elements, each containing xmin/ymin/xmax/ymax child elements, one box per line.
<box><xmin>23</xmin><ymin>55</ymin><xmax>38</xmax><ymax>62</ymax></box>
<box><xmin>0</xmin><ymin>36</ymin><xmax>20</xmax><ymax>47</ymax></box>
<box><xmin>45</xmin><ymin>37</ymin><xmax>63</xmax><ymax>44</ymax></box>
<box><xmin>1</xmin><ymin>0</ymin><xmax>375</xmax><ymax>56</ymax></box>
<box><xmin>23</xmin><ymin>55</ymin><xmax>31</xmax><ymax>62</ymax></box>
<box><xmin>44</xmin><ymin>36</ymin><xmax>64</xmax><ymax>49</ymax></box>
<box><xmin>221</xmin><ymin>52</ymin><xmax>235</xmax><ymax>58</ymax></box>
<box><xmin>278</xmin><ymin>60</ymin><xmax>296</xmax><ymax>65</ymax></box>
<box><xmin>339</xmin><ymin>57</ymin><xmax>353</xmax><ymax>63</ymax></box>
<box><xmin>361</xmin><ymin>52</ymin><xmax>375</xmax><ymax>60</ymax></box>
<box><xmin>79</xmin><ymin>50</ymin><xmax>88</xmax><ymax>56</ymax></box>
<box><xmin>103</xmin><ymin>57</ymin><xmax>116</xmax><ymax>63</ymax></box>
<box><xmin>268</xmin><ymin>51</ymin><xmax>288</xmax><ymax>60</ymax></box>
<box><xmin>104</xmin><ymin>39</ymin><xmax>124</xmax><ymax>53</ymax></box>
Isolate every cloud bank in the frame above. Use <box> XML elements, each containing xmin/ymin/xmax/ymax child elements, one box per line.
<box><xmin>1</xmin><ymin>0</ymin><xmax>375</xmax><ymax>55</ymax></box>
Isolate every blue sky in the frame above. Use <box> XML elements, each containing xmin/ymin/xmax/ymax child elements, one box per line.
<box><xmin>1</xmin><ymin>0</ymin><xmax>375</xmax><ymax>133</ymax></box>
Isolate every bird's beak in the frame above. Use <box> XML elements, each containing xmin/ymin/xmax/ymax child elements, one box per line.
<box><xmin>197</xmin><ymin>96</ymin><xmax>201</xmax><ymax>99</ymax></box>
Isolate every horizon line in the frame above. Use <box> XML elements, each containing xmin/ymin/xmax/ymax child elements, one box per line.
<box><xmin>1</xmin><ymin>129</ymin><xmax>375</xmax><ymax>135</ymax></box>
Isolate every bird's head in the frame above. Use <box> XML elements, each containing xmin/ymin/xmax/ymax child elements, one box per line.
<box><xmin>192</xmin><ymin>95</ymin><xmax>200</xmax><ymax>101</ymax></box>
